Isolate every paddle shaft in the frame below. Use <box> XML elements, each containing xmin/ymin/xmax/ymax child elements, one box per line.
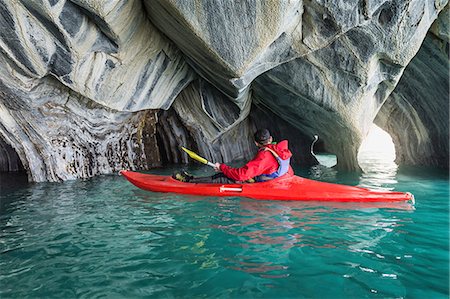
<box><xmin>206</xmin><ymin>161</ymin><xmax>216</xmax><ymax>168</ymax></box>
<box><xmin>182</xmin><ymin>147</ymin><xmax>217</xmax><ymax>168</ymax></box>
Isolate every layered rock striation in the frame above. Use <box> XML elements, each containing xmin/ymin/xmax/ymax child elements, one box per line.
<box><xmin>252</xmin><ymin>0</ymin><xmax>448</xmax><ymax>170</ymax></box>
<box><xmin>376</xmin><ymin>5</ymin><xmax>449</xmax><ymax>168</ymax></box>
<box><xmin>1</xmin><ymin>0</ymin><xmax>195</xmax><ymax>111</ymax></box>
<box><xmin>0</xmin><ymin>75</ymin><xmax>161</xmax><ymax>182</ymax></box>
<box><xmin>0</xmin><ymin>0</ymin><xmax>448</xmax><ymax>182</ymax></box>
<box><xmin>0</xmin><ymin>0</ymin><xmax>192</xmax><ymax>181</ymax></box>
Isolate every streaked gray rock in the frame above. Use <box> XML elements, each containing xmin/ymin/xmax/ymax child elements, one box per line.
<box><xmin>0</xmin><ymin>0</ymin><xmax>194</xmax><ymax>111</ymax></box>
<box><xmin>376</xmin><ymin>6</ymin><xmax>449</xmax><ymax>168</ymax></box>
<box><xmin>0</xmin><ymin>0</ymin><xmax>193</xmax><ymax>181</ymax></box>
<box><xmin>0</xmin><ymin>0</ymin><xmax>448</xmax><ymax>182</ymax></box>
<box><xmin>143</xmin><ymin>0</ymin><xmax>367</xmax><ymax>106</ymax></box>
<box><xmin>0</xmin><ymin>75</ymin><xmax>161</xmax><ymax>182</ymax></box>
<box><xmin>252</xmin><ymin>0</ymin><xmax>446</xmax><ymax>170</ymax></box>
<box><xmin>169</xmin><ymin>79</ymin><xmax>256</xmax><ymax>164</ymax></box>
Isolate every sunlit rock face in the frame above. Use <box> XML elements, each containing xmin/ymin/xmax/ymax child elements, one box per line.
<box><xmin>143</xmin><ymin>0</ymin><xmax>371</xmax><ymax>107</ymax></box>
<box><xmin>0</xmin><ymin>0</ymin><xmax>194</xmax><ymax>111</ymax></box>
<box><xmin>0</xmin><ymin>0</ymin><xmax>448</xmax><ymax>182</ymax></box>
<box><xmin>144</xmin><ymin>0</ymin><xmax>300</xmax><ymax>105</ymax></box>
<box><xmin>376</xmin><ymin>6</ymin><xmax>449</xmax><ymax>169</ymax></box>
<box><xmin>252</xmin><ymin>0</ymin><xmax>447</xmax><ymax>170</ymax></box>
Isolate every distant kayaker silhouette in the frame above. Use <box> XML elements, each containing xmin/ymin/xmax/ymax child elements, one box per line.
<box><xmin>173</xmin><ymin>128</ymin><xmax>293</xmax><ymax>183</ymax></box>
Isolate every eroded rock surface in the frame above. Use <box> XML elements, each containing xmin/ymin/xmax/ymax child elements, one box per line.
<box><xmin>143</xmin><ymin>0</ymin><xmax>372</xmax><ymax>107</ymax></box>
<box><xmin>376</xmin><ymin>5</ymin><xmax>449</xmax><ymax>168</ymax></box>
<box><xmin>161</xmin><ymin>79</ymin><xmax>256</xmax><ymax>165</ymax></box>
<box><xmin>0</xmin><ymin>75</ymin><xmax>161</xmax><ymax>182</ymax></box>
<box><xmin>0</xmin><ymin>0</ymin><xmax>448</xmax><ymax>182</ymax></box>
<box><xmin>0</xmin><ymin>0</ymin><xmax>191</xmax><ymax>181</ymax></box>
<box><xmin>253</xmin><ymin>0</ymin><xmax>447</xmax><ymax>170</ymax></box>
<box><xmin>1</xmin><ymin>0</ymin><xmax>194</xmax><ymax>111</ymax></box>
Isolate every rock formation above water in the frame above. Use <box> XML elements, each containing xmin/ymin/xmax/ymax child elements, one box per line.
<box><xmin>376</xmin><ymin>5</ymin><xmax>449</xmax><ymax>169</ymax></box>
<box><xmin>0</xmin><ymin>0</ymin><xmax>448</xmax><ymax>182</ymax></box>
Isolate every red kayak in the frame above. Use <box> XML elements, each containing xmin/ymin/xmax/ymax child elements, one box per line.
<box><xmin>120</xmin><ymin>170</ymin><xmax>414</xmax><ymax>203</ymax></box>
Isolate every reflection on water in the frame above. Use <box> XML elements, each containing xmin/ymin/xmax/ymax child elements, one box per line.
<box><xmin>309</xmin><ymin>126</ymin><xmax>399</xmax><ymax>191</ymax></box>
<box><xmin>358</xmin><ymin>125</ymin><xmax>398</xmax><ymax>190</ymax></box>
<box><xmin>306</xmin><ymin>154</ymin><xmax>398</xmax><ymax>192</ymax></box>
<box><xmin>358</xmin><ymin>151</ymin><xmax>398</xmax><ymax>190</ymax></box>
<box><xmin>212</xmin><ymin>199</ymin><xmax>412</xmax><ymax>279</ymax></box>
<box><xmin>1</xmin><ymin>153</ymin><xmax>447</xmax><ymax>298</ymax></box>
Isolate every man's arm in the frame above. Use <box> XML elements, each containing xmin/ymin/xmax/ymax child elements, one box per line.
<box><xmin>219</xmin><ymin>152</ymin><xmax>275</xmax><ymax>181</ymax></box>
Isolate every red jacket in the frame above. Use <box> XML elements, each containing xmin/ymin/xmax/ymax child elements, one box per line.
<box><xmin>219</xmin><ymin>140</ymin><xmax>293</xmax><ymax>181</ymax></box>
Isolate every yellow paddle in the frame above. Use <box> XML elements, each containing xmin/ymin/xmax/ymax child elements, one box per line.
<box><xmin>181</xmin><ymin>147</ymin><xmax>216</xmax><ymax>168</ymax></box>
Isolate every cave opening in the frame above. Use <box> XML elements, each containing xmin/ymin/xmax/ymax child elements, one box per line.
<box><xmin>0</xmin><ymin>138</ymin><xmax>25</xmax><ymax>173</ymax></box>
<box><xmin>357</xmin><ymin>124</ymin><xmax>397</xmax><ymax>171</ymax></box>
<box><xmin>0</xmin><ymin>138</ymin><xmax>28</xmax><ymax>190</ymax></box>
<box><xmin>313</xmin><ymin>138</ymin><xmax>338</xmax><ymax>168</ymax></box>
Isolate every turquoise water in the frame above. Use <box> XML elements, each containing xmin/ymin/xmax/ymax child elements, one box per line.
<box><xmin>1</xmin><ymin>157</ymin><xmax>448</xmax><ymax>298</ymax></box>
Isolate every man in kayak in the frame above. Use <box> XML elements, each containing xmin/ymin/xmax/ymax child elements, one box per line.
<box><xmin>173</xmin><ymin>128</ymin><xmax>293</xmax><ymax>183</ymax></box>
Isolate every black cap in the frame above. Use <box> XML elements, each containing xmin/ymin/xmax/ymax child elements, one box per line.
<box><xmin>254</xmin><ymin>129</ymin><xmax>271</xmax><ymax>144</ymax></box>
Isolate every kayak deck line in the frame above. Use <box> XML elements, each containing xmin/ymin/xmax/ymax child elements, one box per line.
<box><xmin>120</xmin><ymin>170</ymin><xmax>414</xmax><ymax>204</ymax></box>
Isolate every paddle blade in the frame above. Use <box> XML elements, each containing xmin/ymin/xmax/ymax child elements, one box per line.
<box><xmin>181</xmin><ymin>147</ymin><xmax>208</xmax><ymax>165</ymax></box>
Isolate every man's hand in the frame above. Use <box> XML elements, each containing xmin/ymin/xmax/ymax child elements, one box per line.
<box><xmin>213</xmin><ymin>163</ymin><xmax>221</xmax><ymax>172</ymax></box>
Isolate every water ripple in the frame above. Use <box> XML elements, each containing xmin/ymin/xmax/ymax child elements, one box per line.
<box><xmin>1</xmin><ymin>168</ymin><xmax>448</xmax><ymax>298</ymax></box>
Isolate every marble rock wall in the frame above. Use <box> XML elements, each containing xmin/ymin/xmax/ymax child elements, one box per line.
<box><xmin>252</xmin><ymin>0</ymin><xmax>447</xmax><ymax>170</ymax></box>
<box><xmin>0</xmin><ymin>0</ymin><xmax>448</xmax><ymax>182</ymax></box>
<box><xmin>375</xmin><ymin>5</ymin><xmax>449</xmax><ymax>168</ymax></box>
<box><xmin>143</xmin><ymin>0</ymin><xmax>371</xmax><ymax>107</ymax></box>
<box><xmin>0</xmin><ymin>0</ymin><xmax>190</xmax><ymax>181</ymax></box>
<box><xmin>159</xmin><ymin>79</ymin><xmax>257</xmax><ymax>166</ymax></box>
<box><xmin>0</xmin><ymin>0</ymin><xmax>194</xmax><ymax>111</ymax></box>
<box><xmin>0</xmin><ymin>75</ymin><xmax>161</xmax><ymax>182</ymax></box>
